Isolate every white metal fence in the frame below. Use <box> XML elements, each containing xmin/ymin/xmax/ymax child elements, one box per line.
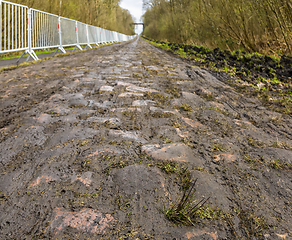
<box><xmin>0</xmin><ymin>1</ymin><xmax>28</xmax><ymax>53</ymax></box>
<box><xmin>0</xmin><ymin>0</ymin><xmax>135</xmax><ymax>62</ymax></box>
<box><xmin>31</xmin><ymin>9</ymin><xmax>59</xmax><ymax>50</ymax></box>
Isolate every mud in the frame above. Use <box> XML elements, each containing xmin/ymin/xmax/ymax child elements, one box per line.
<box><xmin>146</xmin><ymin>38</ymin><xmax>292</xmax><ymax>83</ymax></box>
<box><xmin>0</xmin><ymin>37</ymin><xmax>291</xmax><ymax>239</ymax></box>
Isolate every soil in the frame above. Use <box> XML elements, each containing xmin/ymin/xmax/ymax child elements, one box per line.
<box><xmin>143</xmin><ymin>37</ymin><xmax>292</xmax><ymax>115</ymax></box>
<box><xmin>0</xmin><ymin>37</ymin><xmax>291</xmax><ymax>240</ymax></box>
<box><xmin>148</xmin><ymin>39</ymin><xmax>292</xmax><ymax>83</ymax></box>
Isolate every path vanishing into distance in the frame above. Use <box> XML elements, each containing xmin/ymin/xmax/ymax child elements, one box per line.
<box><xmin>0</xmin><ymin>37</ymin><xmax>291</xmax><ymax>239</ymax></box>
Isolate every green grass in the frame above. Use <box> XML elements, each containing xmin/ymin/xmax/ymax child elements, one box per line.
<box><xmin>269</xmin><ymin>158</ymin><xmax>292</xmax><ymax>170</ymax></box>
<box><xmin>247</xmin><ymin>137</ymin><xmax>265</xmax><ymax>147</ymax></box>
<box><xmin>0</xmin><ymin>42</ymin><xmax>116</xmax><ymax>61</ymax></box>
<box><xmin>181</xmin><ymin>103</ymin><xmax>193</xmax><ymax>112</ymax></box>
<box><xmin>116</xmin><ymin>196</ymin><xmax>131</xmax><ymax>210</ymax></box>
<box><xmin>163</xmin><ymin>178</ymin><xmax>210</xmax><ymax>225</ymax></box>
<box><xmin>158</xmin><ymin>161</ymin><xmax>178</xmax><ymax>174</ymax></box>
<box><xmin>0</xmin><ymin>47</ymin><xmax>75</xmax><ymax>61</ymax></box>
<box><xmin>211</xmin><ymin>143</ymin><xmax>225</xmax><ymax>152</ymax></box>
<box><xmin>244</xmin><ymin>155</ymin><xmax>292</xmax><ymax>170</ymax></box>
<box><xmin>0</xmin><ymin>42</ymin><xmax>116</xmax><ymax>73</ymax></box>
<box><xmin>165</xmin><ymin>85</ymin><xmax>180</xmax><ymax>98</ymax></box>
<box><xmin>171</xmin><ymin>120</ymin><xmax>185</xmax><ymax>128</ymax></box>
<box><xmin>207</xmin><ymin>106</ymin><xmax>231</xmax><ymax>116</ymax></box>
<box><xmin>144</xmin><ymin>37</ymin><xmax>292</xmax><ymax>116</ymax></box>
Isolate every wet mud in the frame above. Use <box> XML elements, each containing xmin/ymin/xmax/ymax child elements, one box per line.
<box><xmin>146</xmin><ymin>38</ymin><xmax>292</xmax><ymax>82</ymax></box>
<box><xmin>0</xmin><ymin>37</ymin><xmax>291</xmax><ymax>239</ymax></box>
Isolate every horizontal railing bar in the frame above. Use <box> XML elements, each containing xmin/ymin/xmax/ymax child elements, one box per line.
<box><xmin>59</xmin><ymin>16</ymin><xmax>76</xmax><ymax>22</ymax></box>
<box><xmin>30</xmin><ymin>8</ymin><xmax>58</xmax><ymax>17</ymax></box>
<box><xmin>1</xmin><ymin>0</ymin><xmax>28</xmax><ymax>9</ymax></box>
<box><xmin>0</xmin><ymin>48</ymin><xmax>28</xmax><ymax>53</ymax></box>
<box><xmin>32</xmin><ymin>45</ymin><xmax>60</xmax><ymax>50</ymax></box>
<box><xmin>62</xmin><ymin>44</ymin><xmax>80</xmax><ymax>47</ymax></box>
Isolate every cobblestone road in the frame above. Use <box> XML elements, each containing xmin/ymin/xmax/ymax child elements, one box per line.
<box><xmin>0</xmin><ymin>37</ymin><xmax>291</xmax><ymax>239</ymax></box>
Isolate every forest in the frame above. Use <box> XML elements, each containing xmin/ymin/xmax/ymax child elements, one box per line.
<box><xmin>142</xmin><ymin>0</ymin><xmax>292</xmax><ymax>55</ymax></box>
<box><xmin>7</xmin><ymin>0</ymin><xmax>135</xmax><ymax>35</ymax></box>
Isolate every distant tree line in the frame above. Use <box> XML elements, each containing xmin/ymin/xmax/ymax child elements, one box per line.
<box><xmin>8</xmin><ymin>0</ymin><xmax>135</xmax><ymax>35</ymax></box>
<box><xmin>143</xmin><ymin>0</ymin><xmax>292</xmax><ymax>54</ymax></box>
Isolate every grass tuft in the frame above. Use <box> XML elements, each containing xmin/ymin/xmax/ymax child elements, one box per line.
<box><xmin>163</xmin><ymin>178</ymin><xmax>210</xmax><ymax>225</ymax></box>
<box><xmin>181</xmin><ymin>103</ymin><xmax>193</xmax><ymax>112</ymax></box>
<box><xmin>211</xmin><ymin>143</ymin><xmax>225</xmax><ymax>152</ymax></box>
<box><xmin>269</xmin><ymin>158</ymin><xmax>292</xmax><ymax>170</ymax></box>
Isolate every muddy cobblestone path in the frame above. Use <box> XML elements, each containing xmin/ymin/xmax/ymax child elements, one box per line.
<box><xmin>0</xmin><ymin>37</ymin><xmax>292</xmax><ymax>239</ymax></box>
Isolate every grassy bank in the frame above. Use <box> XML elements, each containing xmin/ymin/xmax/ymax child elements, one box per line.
<box><xmin>143</xmin><ymin>36</ymin><xmax>292</xmax><ymax>115</ymax></box>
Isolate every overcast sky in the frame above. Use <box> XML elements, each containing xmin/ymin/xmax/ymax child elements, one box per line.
<box><xmin>120</xmin><ymin>0</ymin><xmax>144</xmax><ymax>34</ymax></box>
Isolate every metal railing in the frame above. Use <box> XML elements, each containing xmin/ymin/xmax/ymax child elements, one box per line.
<box><xmin>0</xmin><ymin>1</ymin><xmax>28</xmax><ymax>53</ymax></box>
<box><xmin>31</xmin><ymin>9</ymin><xmax>59</xmax><ymax>50</ymax></box>
<box><xmin>0</xmin><ymin>0</ymin><xmax>135</xmax><ymax>62</ymax></box>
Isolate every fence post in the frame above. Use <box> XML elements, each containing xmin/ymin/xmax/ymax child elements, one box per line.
<box><xmin>95</xmin><ymin>27</ymin><xmax>99</xmax><ymax>47</ymax></box>
<box><xmin>57</xmin><ymin>16</ymin><xmax>66</xmax><ymax>53</ymax></box>
<box><xmin>106</xmin><ymin>30</ymin><xmax>109</xmax><ymax>43</ymax></box>
<box><xmin>75</xmin><ymin>21</ymin><xmax>82</xmax><ymax>50</ymax></box>
<box><xmin>26</xmin><ymin>8</ymin><xmax>38</xmax><ymax>60</ymax></box>
<box><xmin>0</xmin><ymin>0</ymin><xmax>2</xmax><ymax>52</ymax></box>
<box><xmin>86</xmin><ymin>25</ymin><xmax>92</xmax><ymax>49</ymax></box>
<box><xmin>101</xmin><ymin>29</ymin><xmax>105</xmax><ymax>44</ymax></box>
